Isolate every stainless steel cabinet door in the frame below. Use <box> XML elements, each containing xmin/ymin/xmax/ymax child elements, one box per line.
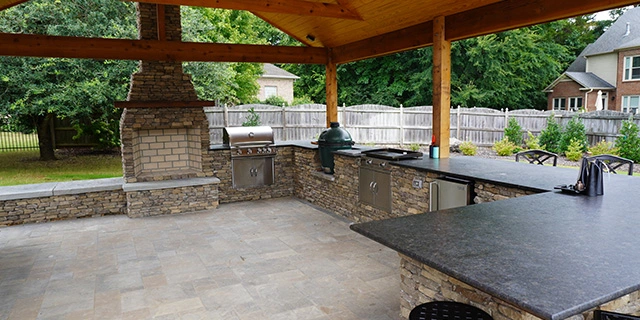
<box><xmin>373</xmin><ymin>170</ymin><xmax>392</xmax><ymax>213</ymax></box>
<box><xmin>359</xmin><ymin>167</ymin><xmax>375</xmax><ymax>206</ymax></box>
<box><xmin>232</xmin><ymin>157</ymin><xmax>274</xmax><ymax>189</ymax></box>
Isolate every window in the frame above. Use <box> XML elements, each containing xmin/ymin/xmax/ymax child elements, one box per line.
<box><xmin>568</xmin><ymin>97</ymin><xmax>583</xmax><ymax>111</ymax></box>
<box><xmin>624</xmin><ymin>56</ymin><xmax>640</xmax><ymax>81</ymax></box>
<box><xmin>553</xmin><ymin>98</ymin><xmax>566</xmax><ymax>111</ymax></box>
<box><xmin>264</xmin><ymin>86</ymin><xmax>278</xmax><ymax>98</ymax></box>
<box><xmin>622</xmin><ymin>95</ymin><xmax>640</xmax><ymax>114</ymax></box>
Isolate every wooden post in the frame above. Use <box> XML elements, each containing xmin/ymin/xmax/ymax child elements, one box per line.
<box><xmin>432</xmin><ymin>16</ymin><xmax>451</xmax><ymax>158</ymax></box>
<box><xmin>156</xmin><ymin>4</ymin><xmax>166</xmax><ymax>41</ymax></box>
<box><xmin>326</xmin><ymin>50</ymin><xmax>338</xmax><ymax>128</ymax></box>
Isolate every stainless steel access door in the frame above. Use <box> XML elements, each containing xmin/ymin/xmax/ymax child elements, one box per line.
<box><xmin>231</xmin><ymin>156</ymin><xmax>274</xmax><ymax>189</ymax></box>
<box><xmin>429</xmin><ymin>178</ymin><xmax>472</xmax><ymax>212</ymax></box>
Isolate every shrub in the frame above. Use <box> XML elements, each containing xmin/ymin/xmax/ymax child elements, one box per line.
<box><xmin>588</xmin><ymin>140</ymin><xmax>618</xmax><ymax>156</ymax></box>
<box><xmin>459</xmin><ymin>141</ymin><xmax>477</xmax><ymax>156</ymax></box>
<box><xmin>539</xmin><ymin>113</ymin><xmax>563</xmax><ymax>154</ymax></box>
<box><xmin>565</xmin><ymin>138</ymin><xmax>584</xmax><ymax>161</ymax></box>
<box><xmin>559</xmin><ymin>116</ymin><xmax>587</xmax><ymax>154</ymax></box>
<box><xmin>242</xmin><ymin>107</ymin><xmax>261</xmax><ymax>127</ymax></box>
<box><xmin>524</xmin><ymin>131</ymin><xmax>542</xmax><ymax>150</ymax></box>
<box><xmin>291</xmin><ymin>96</ymin><xmax>314</xmax><ymax>105</ymax></box>
<box><xmin>409</xmin><ymin>143</ymin><xmax>421</xmax><ymax>152</ymax></box>
<box><xmin>492</xmin><ymin>137</ymin><xmax>519</xmax><ymax>156</ymax></box>
<box><xmin>263</xmin><ymin>95</ymin><xmax>288</xmax><ymax>106</ymax></box>
<box><xmin>615</xmin><ymin>116</ymin><xmax>640</xmax><ymax>162</ymax></box>
<box><xmin>504</xmin><ymin>117</ymin><xmax>523</xmax><ymax>146</ymax></box>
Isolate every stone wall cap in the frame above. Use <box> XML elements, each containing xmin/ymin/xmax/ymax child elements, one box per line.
<box><xmin>53</xmin><ymin>178</ymin><xmax>124</xmax><ymax>196</ymax></box>
<box><xmin>0</xmin><ymin>182</ymin><xmax>58</xmax><ymax>201</ymax></box>
<box><xmin>123</xmin><ymin>177</ymin><xmax>220</xmax><ymax>192</ymax></box>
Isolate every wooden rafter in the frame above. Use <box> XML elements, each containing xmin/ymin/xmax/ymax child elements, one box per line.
<box><xmin>332</xmin><ymin>0</ymin><xmax>640</xmax><ymax>64</ymax></box>
<box><xmin>0</xmin><ymin>0</ymin><xmax>27</xmax><ymax>11</ymax></box>
<box><xmin>0</xmin><ymin>33</ymin><xmax>328</xmax><ymax>64</ymax></box>
<box><xmin>127</xmin><ymin>0</ymin><xmax>363</xmax><ymax>20</ymax></box>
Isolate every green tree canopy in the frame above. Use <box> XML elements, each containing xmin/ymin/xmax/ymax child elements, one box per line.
<box><xmin>0</xmin><ymin>0</ymin><xmax>138</xmax><ymax>159</ymax></box>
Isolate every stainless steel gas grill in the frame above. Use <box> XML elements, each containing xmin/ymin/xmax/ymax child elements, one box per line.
<box><xmin>223</xmin><ymin>126</ymin><xmax>276</xmax><ymax>188</ymax></box>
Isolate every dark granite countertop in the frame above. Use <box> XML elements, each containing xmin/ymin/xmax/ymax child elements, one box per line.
<box><xmin>210</xmin><ymin>140</ymin><xmax>373</xmax><ymax>157</ymax></box>
<box><xmin>351</xmin><ymin>159</ymin><xmax>640</xmax><ymax>320</ymax></box>
<box><xmin>391</xmin><ymin>156</ymin><xmax>582</xmax><ymax>192</ymax></box>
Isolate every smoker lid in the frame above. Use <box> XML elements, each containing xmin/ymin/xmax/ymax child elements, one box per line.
<box><xmin>223</xmin><ymin>126</ymin><xmax>274</xmax><ymax>146</ymax></box>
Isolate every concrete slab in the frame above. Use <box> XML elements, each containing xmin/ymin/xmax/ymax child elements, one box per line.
<box><xmin>122</xmin><ymin>177</ymin><xmax>220</xmax><ymax>192</ymax></box>
<box><xmin>0</xmin><ymin>182</ymin><xmax>58</xmax><ymax>201</ymax></box>
<box><xmin>53</xmin><ymin>177</ymin><xmax>124</xmax><ymax>196</ymax></box>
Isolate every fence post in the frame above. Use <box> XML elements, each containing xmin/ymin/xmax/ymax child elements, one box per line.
<box><xmin>223</xmin><ymin>104</ymin><xmax>229</xmax><ymax>127</ymax></box>
<box><xmin>340</xmin><ymin>103</ymin><xmax>346</xmax><ymax>128</ymax></box>
<box><xmin>456</xmin><ymin>105</ymin><xmax>461</xmax><ymax>140</ymax></box>
<box><xmin>281</xmin><ymin>106</ymin><xmax>287</xmax><ymax>141</ymax></box>
<box><xmin>400</xmin><ymin>104</ymin><xmax>404</xmax><ymax>146</ymax></box>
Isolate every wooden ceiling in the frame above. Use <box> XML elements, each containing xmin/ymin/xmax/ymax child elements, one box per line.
<box><xmin>1</xmin><ymin>0</ymin><xmax>640</xmax><ymax>64</ymax></box>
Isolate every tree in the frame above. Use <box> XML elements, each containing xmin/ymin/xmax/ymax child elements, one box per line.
<box><xmin>559</xmin><ymin>116</ymin><xmax>587</xmax><ymax>154</ymax></box>
<box><xmin>0</xmin><ymin>0</ymin><xmax>138</xmax><ymax>160</ymax></box>
<box><xmin>181</xmin><ymin>8</ymin><xmax>272</xmax><ymax>105</ymax></box>
<box><xmin>615</xmin><ymin>116</ymin><xmax>640</xmax><ymax>162</ymax></box>
<box><xmin>539</xmin><ymin>113</ymin><xmax>563</xmax><ymax>154</ymax></box>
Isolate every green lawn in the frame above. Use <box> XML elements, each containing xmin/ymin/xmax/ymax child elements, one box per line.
<box><xmin>0</xmin><ymin>151</ymin><xmax>122</xmax><ymax>186</ymax></box>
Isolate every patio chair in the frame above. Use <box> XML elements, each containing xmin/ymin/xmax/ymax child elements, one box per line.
<box><xmin>586</xmin><ymin>154</ymin><xmax>634</xmax><ymax>176</ymax></box>
<box><xmin>515</xmin><ymin>149</ymin><xmax>558</xmax><ymax>166</ymax></box>
<box><xmin>409</xmin><ymin>301</ymin><xmax>494</xmax><ymax>320</ymax></box>
<box><xmin>594</xmin><ymin>310</ymin><xmax>640</xmax><ymax>320</ymax></box>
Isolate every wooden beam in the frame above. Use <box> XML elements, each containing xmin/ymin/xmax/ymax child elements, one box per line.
<box><xmin>332</xmin><ymin>22</ymin><xmax>433</xmax><ymax>64</ymax></box>
<box><xmin>325</xmin><ymin>50</ymin><xmax>338</xmax><ymax>127</ymax></box>
<box><xmin>432</xmin><ymin>16</ymin><xmax>451</xmax><ymax>159</ymax></box>
<box><xmin>0</xmin><ymin>0</ymin><xmax>28</xmax><ymax>11</ymax></box>
<box><xmin>0</xmin><ymin>33</ymin><xmax>329</xmax><ymax>64</ymax></box>
<box><xmin>156</xmin><ymin>4</ymin><xmax>166</xmax><ymax>41</ymax></box>
<box><xmin>129</xmin><ymin>0</ymin><xmax>362</xmax><ymax>20</ymax></box>
<box><xmin>332</xmin><ymin>0</ymin><xmax>640</xmax><ymax>64</ymax></box>
<box><xmin>446</xmin><ymin>0</ymin><xmax>640</xmax><ymax>42</ymax></box>
<box><xmin>114</xmin><ymin>101</ymin><xmax>216</xmax><ymax>108</ymax></box>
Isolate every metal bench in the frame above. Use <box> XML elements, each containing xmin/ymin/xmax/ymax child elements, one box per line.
<box><xmin>409</xmin><ymin>301</ymin><xmax>493</xmax><ymax>320</ymax></box>
<box><xmin>515</xmin><ymin>149</ymin><xmax>558</xmax><ymax>166</ymax></box>
<box><xmin>586</xmin><ymin>154</ymin><xmax>634</xmax><ymax>176</ymax></box>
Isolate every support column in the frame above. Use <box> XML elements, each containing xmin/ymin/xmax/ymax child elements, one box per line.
<box><xmin>432</xmin><ymin>16</ymin><xmax>451</xmax><ymax>158</ymax></box>
<box><xmin>326</xmin><ymin>50</ymin><xmax>338</xmax><ymax>127</ymax></box>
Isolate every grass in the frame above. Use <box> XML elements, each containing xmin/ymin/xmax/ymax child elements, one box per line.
<box><xmin>0</xmin><ymin>150</ymin><xmax>122</xmax><ymax>186</ymax></box>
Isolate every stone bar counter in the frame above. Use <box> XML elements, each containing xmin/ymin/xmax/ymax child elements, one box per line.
<box><xmin>351</xmin><ymin>157</ymin><xmax>640</xmax><ymax>320</ymax></box>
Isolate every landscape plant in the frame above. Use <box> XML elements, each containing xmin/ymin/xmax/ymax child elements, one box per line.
<box><xmin>459</xmin><ymin>141</ymin><xmax>477</xmax><ymax>156</ymax></box>
<box><xmin>409</xmin><ymin>143</ymin><xmax>421</xmax><ymax>152</ymax></box>
<box><xmin>242</xmin><ymin>107</ymin><xmax>261</xmax><ymax>127</ymax></box>
<box><xmin>615</xmin><ymin>116</ymin><xmax>640</xmax><ymax>162</ymax></box>
<box><xmin>538</xmin><ymin>113</ymin><xmax>563</xmax><ymax>154</ymax></box>
<box><xmin>559</xmin><ymin>116</ymin><xmax>587</xmax><ymax>154</ymax></box>
<box><xmin>524</xmin><ymin>131</ymin><xmax>542</xmax><ymax>150</ymax></box>
<box><xmin>588</xmin><ymin>140</ymin><xmax>618</xmax><ymax>156</ymax></box>
<box><xmin>492</xmin><ymin>137</ymin><xmax>519</xmax><ymax>156</ymax></box>
<box><xmin>263</xmin><ymin>95</ymin><xmax>288</xmax><ymax>107</ymax></box>
<box><xmin>564</xmin><ymin>138</ymin><xmax>584</xmax><ymax>161</ymax></box>
<box><xmin>504</xmin><ymin>117</ymin><xmax>523</xmax><ymax>146</ymax></box>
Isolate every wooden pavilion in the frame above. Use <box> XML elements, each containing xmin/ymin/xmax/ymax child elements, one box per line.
<box><xmin>1</xmin><ymin>0</ymin><xmax>639</xmax><ymax>158</ymax></box>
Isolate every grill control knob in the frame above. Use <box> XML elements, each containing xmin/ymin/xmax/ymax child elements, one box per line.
<box><xmin>236</xmin><ymin>149</ymin><xmax>242</xmax><ymax>155</ymax></box>
<box><xmin>379</xmin><ymin>162</ymin><xmax>387</xmax><ymax>168</ymax></box>
<box><xmin>247</xmin><ymin>148</ymin><xmax>253</xmax><ymax>154</ymax></box>
<box><xmin>267</xmin><ymin>147</ymin><xmax>272</xmax><ymax>153</ymax></box>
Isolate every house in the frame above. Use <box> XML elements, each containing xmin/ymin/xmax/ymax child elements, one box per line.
<box><xmin>256</xmin><ymin>63</ymin><xmax>299</xmax><ymax>104</ymax></box>
<box><xmin>545</xmin><ymin>7</ymin><xmax>640</xmax><ymax>114</ymax></box>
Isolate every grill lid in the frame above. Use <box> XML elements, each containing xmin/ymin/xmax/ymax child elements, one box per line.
<box><xmin>223</xmin><ymin>126</ymin><xmax>274</xmax><ymax>147</ymax></box>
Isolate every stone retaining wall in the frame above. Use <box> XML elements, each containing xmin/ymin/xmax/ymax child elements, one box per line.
<box><xmin>0</xmin><ymin>191</ymin><xmax>125</xmax><ymax>227</ymax></box>
<box><xmin>125</xmin><ymin>183</ymin><xmax>219</xmax><ymax>218</ymax></box>
<box><xmin>399</xmin><ymin>254</ymin><xmax>640</xmax><ymax>320</ymax></box>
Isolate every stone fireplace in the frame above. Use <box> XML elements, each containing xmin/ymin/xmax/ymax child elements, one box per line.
<box><xmin>119</xmin><ymin>3</ymin><xmax>218</xmax><ymax>217</ymax></box>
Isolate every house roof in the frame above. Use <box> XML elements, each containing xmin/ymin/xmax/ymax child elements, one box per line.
<box><xmin>1</xmin><ymin>0</ymin><xmax>638</xmax><ymax>64</ymax></box>
<box><xmin>544</xmin><ymin>72</ymin><xmax>615</xmax><ymax>92</ymax></box>
<box><xmin>261</xmin><ymin>63</ymin><xmax>299</xmax><ymax>80</ymax></box>
<box><xmin>568</xmin><ymin>7</ymin><xmax>640</xmax><ymax>72</ymax></box>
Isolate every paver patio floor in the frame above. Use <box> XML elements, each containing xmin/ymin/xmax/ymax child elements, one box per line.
<box><xmin>0</xmin><ymin>197</ymin><xmax>400</xmax><ymax>320</ymax></box>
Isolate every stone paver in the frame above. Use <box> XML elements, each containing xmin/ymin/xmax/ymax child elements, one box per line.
<box><xmin>0</xmin><ymin>197</ymin><xmax>400</xmax><ymax>320</ymax></box>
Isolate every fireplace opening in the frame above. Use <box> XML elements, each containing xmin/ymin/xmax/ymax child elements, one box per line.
<box><xmin>132</xmin><ymin>127</ymin><xmax>202</xmax><ymax>180</ymax></box>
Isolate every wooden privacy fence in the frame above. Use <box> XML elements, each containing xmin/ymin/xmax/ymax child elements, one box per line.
<box><xmin>205</xmin><ymin>104</ymin><xmax>640</xmax><ymax>147</ymax></box>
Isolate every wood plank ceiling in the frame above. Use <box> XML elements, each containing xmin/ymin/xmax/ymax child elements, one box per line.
<box><xmin>1</xmin><ymin>0</ymin><xmax>640</xmax><ymax>64</ymax></box>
